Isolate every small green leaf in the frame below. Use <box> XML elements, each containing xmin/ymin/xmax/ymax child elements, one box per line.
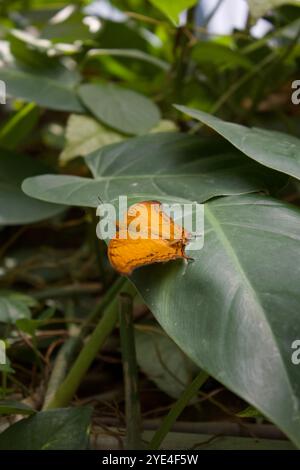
<box><xmin>0</xmin><ymin>291</ymin><xmax>32</xmax><ymax>324</ymax></box>
<box><xmin>38</xmin><ymin>307</ymin><xmax>56</xmax><ymax>321</ymax></box>
<box><xmin>78</xmin><ymin>83</ymin><xmax>161</xmax><ymax>135</ymax></box>
<box><xmin>0</xmin><ymin>356</ymin><xmax>15</xmax><ymax>375</ymax></box>
<box><xmin>149</xmin><ymin>0</ymin><xmax>198</xmax><ymax>25</ymax></box>
<box><xmin>0</xmin><ymin>401</ymin><xmax>36</xmax><ymax>416</ymax></box>
<box><xmin>237</xmin><ymin>406</ymin><xmax>264</xmax><ymax>418</ymax></box>
<box><xmin>0</xmin><ymin>407</ymin><xmax>92</xmax><ymax>450</ymax></box>
<box><xmin>16</xmin><ymin>318</ymin><xmax>40</xmax><ymax>336</ymax></box>
<box><xmin>0</xmin><ymin>291</ymin><xmax>37</xmax><ymax>308</ymax></box>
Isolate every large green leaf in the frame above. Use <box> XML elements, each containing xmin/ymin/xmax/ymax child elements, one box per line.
<box><xmin>132</xmin><ymin>194</ymin><xmax>300</xmax><ymax>447</ymax></box>
<box><xmin>21</xmin><ymin>133</ymin><xmax>300</xmax><ymax>446</ymax></box>
<box><xmin>175</xmin><ymin>105</ymin><xmax>300</xmax><ymax>181</ymax></box>
<box><xmin>0</xmin><ymin>65</ymin><xmax>83</xmax><ymax>112</ymax></box>
<box><xmin>0</xmin><ymin>150</ymin><xmax>65</xmax><ymax>225</ymax></box>
<box><xmin>0</xmin><ymin>407</ymin><xmax>92</xmax><ymax>450</ymax></box>
<box><xmin>78</xmin><ymin>83</ymin><xmax>161</xmax><ymax>135</ymax></box>
<box><xmin>22</xmin><ymin>133</ymin><xmax>285</xmax><ymax>207</ymax></box>
<box><xmin>149</xmin><ymin>0</ymin><xmax>198</xmax><ymax>25</ymax></box>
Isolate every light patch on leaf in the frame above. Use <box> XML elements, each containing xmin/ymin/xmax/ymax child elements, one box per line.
<box><xmin>60</xmin><ymin>114</ymin><xmax>123</xmax><ymax>165</ymax></box>
<box><xmin>150</xmin><ymin>120</ymin><xmax>178</xmax><ymax>133</ymax></box>
<box><xmin>247</xmin><ymin>0</ymin><xmax>300</xmax><ymax>18</ymax></box>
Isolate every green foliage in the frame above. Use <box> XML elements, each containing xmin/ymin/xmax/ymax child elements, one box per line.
<box><xmin>23</xmin><ymin>133</ymin><xmax>285</xmax><ymax>207</ymax></box>
<box><xmin>0</xmin><ymin>0</ymin><xmax>300</xmax><ymax>451</ymax></box>
<box><xmin>0</xmin><ymin>291</ymin><xmax>35</xmax><ymax>324</ymax></box>
<box><xmin>0</xmin><ymin>67</ymin><xmax>83</xmax><ymax>112</ymax></box>
<box><xmin>0</xmin><ymin>151</ymin><xmax>65</xmax><ymax>224</ymax></box>
<box><xmin>0</xmin><ymin>407</ymin><xmax>92</xmax><ymax>450</ymax></box>
<box><xmin>135</xmin><ymin>326</ymin><xmax>199</xmax><ymax>399</ymax></box>
<box><xmin>191</xmin><ymin>42</ymin><xmax>253</xmax><ymax>70</ymax></box>
<box><xmin>149</xmin><ymin>0</ymin><xmax>198</xmax><ymax>25</ymax></box>
<box><xmin>247</xmin><ymin>0</ymin><xmax>300</xmax><ymax>19</ymax></box>
<box><xmin>78</xmin><ymin>83</ymin><xmax>161</xmax><ymax>135</ymax></box>
<box><xmin>0</xmin><ymin>400</ymin><xmax>36</xmax><ymax>416</ymax></box>
<box><xmin>0</xmin><ymin>103</ymin><xmax>39</xmax><ymax>150</ymax></box>
<box><xmin>59</xmin><ymin>114</ymin><xmax>123</xmax><ymax>165</ymax></box>
<box><xmin>175</xmin><ymin>106</ymin><xmax>300</xmax><ymax>180</ymax></box>
<box><xmin>132</xmin><ymin>194</ymin><xmax>300</xmax><ymax>446</ymax></box>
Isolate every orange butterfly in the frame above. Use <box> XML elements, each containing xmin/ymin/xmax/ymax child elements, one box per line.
<box><xmin>108</xmin><ymin>201</ymin><xmax>191</xmax><ymax>275</ymax></box>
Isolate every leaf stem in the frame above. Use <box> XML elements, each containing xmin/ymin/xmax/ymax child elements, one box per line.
<box><xmin>148</xmin><ymin>371</ymin><xmax>208</xmax><ymax>450</ymax></box>
<box><xmin>119</xmin><ymin>293</ymin><xmax>142</xmax><ymax>450</ymax></box>
<box><xmin>45</xmin><ymin>277</ymin><xmax>136</xmax><ymax>409</ymax></box>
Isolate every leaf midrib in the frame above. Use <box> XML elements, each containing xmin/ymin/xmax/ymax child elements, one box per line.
<box><xmin>93</xmin><ymin>167</ymin><xmax>251</xmax><ymax>181</ymax></box>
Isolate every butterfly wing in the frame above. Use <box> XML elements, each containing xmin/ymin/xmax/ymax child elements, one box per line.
<box><xmin>108</xmin><ymin>200</ymin><xmax>190</xmax><ymax>274</ymax></box>
<box><xmin>108</xmin><ymin>236</ymin><xmax>186</xmax><ymax>275</ymax></box>
<box><xmin>126</xmin><ymin>201</ymin><xmax>190</xmax><ymax>242</ymax></box>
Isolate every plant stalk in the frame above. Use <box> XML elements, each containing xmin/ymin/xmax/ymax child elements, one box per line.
<box><xmin>119</xmin><ymin>293</ymin><xmax>142</xmax><ymax>450</ymax></box>
<box><xmin>45</xmin><ymin>278</ymin><xmax>136</xmax><ymax>409</ymax></box>
<box><xmin>148</xmin><ymin>371</ymin><xmax>208</xmax><ymax>450</ymax></box>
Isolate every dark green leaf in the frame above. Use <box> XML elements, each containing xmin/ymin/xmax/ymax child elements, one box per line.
<box><xmin>21</xmin><ymin>132</ymin><xmax>300</xmax><ymax>445</ymax></box>
<box><xmin>175</xmin><ymin>106</ymin><xmax>300</xmax><ymax>181</ymax></box>
<box><xmin>0</xmin><ymin>407</ymin><xmax>92</xmax><ymax>450</ymax></box>
<box><xmin>78</xmin><ymin>83</ymin><xmax>161</xmax><ymax>135</ymax></box>
<box><xmin>0</xmin><ymin>150</ymin><xmax>65</xmax><ymax>225</ymax></box>
<box><xmin>22</xmin><ymin>133</ymin><xmax>284</xmax><ymax>208</ymax></box>
<box><xmin>0</xmin><ymin>401</ymin><xmax>36</xmax><ymax>416</ymax></box>
<box><xmin>192</xmin><ymin>42</ymin><xmax>253</xmax><ymax>70</ymax></box>
<box><xmin>0</xmin><ymin>65</ymin><xmax>83</xmax><ymax>112</ymax></box>
<box><xmin>132</xmin><ymin>194</ymin><xmax>300</xmax><ymax>447</ymax></box>
<box><xmin>16</xmin><ymin>318</ymin><xmax>40</xmax><ymax>336</ymax></box>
